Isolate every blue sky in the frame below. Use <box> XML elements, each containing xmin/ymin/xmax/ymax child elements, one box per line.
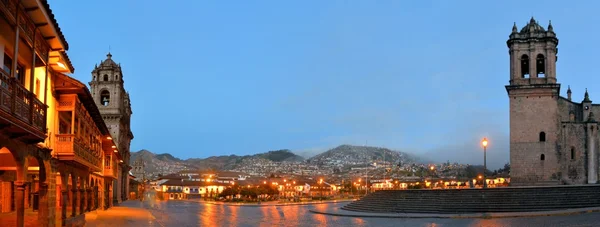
<box><xmin>49</xmin><ymin>0</ymin><xmax>600</xmax><ymax>169</ymax></box>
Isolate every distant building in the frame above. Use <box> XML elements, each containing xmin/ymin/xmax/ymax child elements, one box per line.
<box><xmin>507</xmin><ymin>18</ymin><xmax>599</xmax><ymax>185</ymax></box>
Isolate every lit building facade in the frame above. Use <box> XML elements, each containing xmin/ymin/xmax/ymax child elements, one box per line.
<box><xmin>0</xmin><ymin>1</ymin><xmax>132</xmax><ymax>226</ymax></box>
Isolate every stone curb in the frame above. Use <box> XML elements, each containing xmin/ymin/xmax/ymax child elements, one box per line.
<box><xmin>309</xmin><ymin>206</ymin><xmax>600</xmax><ymax>219</ymax></box>
<box><xmin>190</xmin><ymin>199</ymin><xmax>355</xmax><ymax>207</ymax></box>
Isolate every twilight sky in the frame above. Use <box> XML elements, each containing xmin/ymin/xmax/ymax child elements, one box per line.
<box><xmin>49</xmin><ymin>0</ymin><xmax>600</xmax><ymax>169</ymax></box>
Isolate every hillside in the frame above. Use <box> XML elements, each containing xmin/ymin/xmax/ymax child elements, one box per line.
<box><xmin>130</xmin><ymin>150</ymin><xmax>194</xmax><ymax>179</ymax></box>
<box><xmin>129</xmin><ymin>149</ymin><xmax>304</xmax><ymax>178</ymax></box>
<box><xmin>307</xmin><ymin>144</ymin><xmax>421</xmax><ymax>167</ymax></box>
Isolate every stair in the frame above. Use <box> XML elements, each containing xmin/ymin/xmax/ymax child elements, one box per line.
<box><xmin>341</xmin><ymin>185</ymin><xmax>600</xmax><ymax>213</ymax></box>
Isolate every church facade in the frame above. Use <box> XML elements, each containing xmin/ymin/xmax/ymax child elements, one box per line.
<box><xmin>507</xmin><ymin>18</ymin><xmax>599</xmax><ymax>185</ymax></box>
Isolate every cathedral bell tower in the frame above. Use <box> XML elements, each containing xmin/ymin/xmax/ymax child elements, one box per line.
<box><xmin>506</xmin><ymin>18</ymin><xmax>561</xmax><ymax>185</ymax></box>
<box><xmin>89</xmin><ymin>52</ymin><xmax>134</xmax><ymax>202</ymax></box>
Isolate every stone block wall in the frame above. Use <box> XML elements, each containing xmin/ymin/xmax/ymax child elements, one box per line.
<box><xmin>510</xmin><ymin>94</ymin><xmax>561</xmax><ymax>185</ymax></box>
<box><xmin>559</xmin><ymin>123</ymin><xmax>587</xmax><ymax>184</ymax></box>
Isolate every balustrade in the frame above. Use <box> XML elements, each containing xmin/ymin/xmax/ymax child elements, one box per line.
<box><xmin>0</xmin><ymin>69</ymin><xmax>46</xmax><ymax>132</ymax></box>
<box><xmin>55</xmin><ymin>134</ymin><xmax>102</xmax><ymax>170</ymax></box>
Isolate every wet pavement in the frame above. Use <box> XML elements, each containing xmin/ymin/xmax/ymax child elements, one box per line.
<box><xmin>87</xmin><ymin>191</ymin><xmax>600</xmax><ymax>227</ymax></box>
<box><xmin>141</xmin><ymin>200</ymin><xmax>600</xmax><ymax>227</ymax></box>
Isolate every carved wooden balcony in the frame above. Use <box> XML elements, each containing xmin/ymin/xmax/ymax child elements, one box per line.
<box><xmin>0</xmin><ymin>0</ymin><xmax>51</xmax><ymax>63</ymax></box>
<box><xmin>0</xmin><ymin>68</ymin><xmax>47</xmax><ymax>143</ymax></box>
<box><xmin>103</xmin><ymin>155</ymin><xmax>118</xmax><ymax>179</ymax></box>
<box><xmin>55</xmin><ymin>134</ymin><xmax>102</xmax><ymax>172</ymax></box>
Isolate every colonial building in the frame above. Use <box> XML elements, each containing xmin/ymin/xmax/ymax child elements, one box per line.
<box><xmin>0</xmin><ymin>1</ymin><xmax>131</xmax><ymax>226</ymax></box>
<box><xmin>52</xmin><ymin>70</ymin><xmax>121</xmax><ymax>226</ymax></box>
<box><xmin>89</xmin><ymin>53</ymin><xmax>134</xmax><ymax>204</ymax></box>
<box><xmin>507</xmin><ymin>18</ymin><xmax>599</xmax><ymax>185</ymax></box>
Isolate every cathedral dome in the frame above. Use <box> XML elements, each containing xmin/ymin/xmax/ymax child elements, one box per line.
<box><xmin>99</xmin><ymin>52</ymin><xmax>119</xmax><ymax>68</ymax></box>
<box><xmin>519</xmin><ymin>17</ymin><xmax>546</xmax><ymax>34</ymax></box>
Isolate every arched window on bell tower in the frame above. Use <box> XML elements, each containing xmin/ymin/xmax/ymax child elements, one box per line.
<box><xmin>521</xmin><ymin>54</ymin><xmax>530</xmax><ymax>78</ymax></box>
<box><xmin>103</xmin><ymin>74</ymin><xmax>109</xmax><ymax>81</ymax></box>
<box><xmin>100</xmin><ymin>90</ymin><xmax>110</xmax><ymax>106</ymax></box>
<box><xmin>536</xmin><ymin>54</ymin><xmax>545</xmax><ymax>77</ymax></box>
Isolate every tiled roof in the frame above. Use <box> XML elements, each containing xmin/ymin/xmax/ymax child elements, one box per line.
<box><xmin>40</xmin><ymin>0</ymin><xmax>69</xmax><ymax>50</ymax></box>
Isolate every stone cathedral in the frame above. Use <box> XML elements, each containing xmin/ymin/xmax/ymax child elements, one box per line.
<box><xmin>89</xmin><ymin>53</ymin><xmax>134</xmax><ymax>202</ymax></box>
<box><xmin>507</xmin><ymin>18</ymin><xmax>599</xmax><ymax>186</ymax></box>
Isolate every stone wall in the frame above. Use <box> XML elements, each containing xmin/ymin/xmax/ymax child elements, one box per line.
<box><xmin>559</xmin><ymin>123</ymin><xmax>587</xmax><ymax>184</ymax></box>
<box><xmin>510</xmin><ymin>94</ymin><xmax>561</xmax><ymax>185</ymax></box>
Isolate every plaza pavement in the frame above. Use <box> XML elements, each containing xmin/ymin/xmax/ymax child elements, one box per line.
<box><xmin>85</xmin><ymin>201</ymin><xmax>160</xmax><ymax>227</ymax></box>
<box><xmin>0</xmin><ymin>209</ymin><xmax>39</xmax><ymax>227</ymax></box>
<box><xmin>309</xmin><ymin>204</ymin><xmax>600</xmax><ymax>219</ymax></box>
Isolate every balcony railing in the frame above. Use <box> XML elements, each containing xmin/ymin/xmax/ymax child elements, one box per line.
<box><xmin>103</xmin><ymin>160</ymin><xmax>118</xmax><ymax>178</ymax></box>
<box><xmin>55</xmin><ymin>134</ymin><xmax>102</xmax><ymax>170</ymax></box>
<box><xmin>0</xmin><ymin>69</ymin><xmax>46</xmax><ymax>133</ymax></box>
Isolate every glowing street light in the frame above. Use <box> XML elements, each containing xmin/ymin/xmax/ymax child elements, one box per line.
<box><xmin>482</xmin><ymin>137</ymin><xmax>488</xmax><ymax>189</ymax></box>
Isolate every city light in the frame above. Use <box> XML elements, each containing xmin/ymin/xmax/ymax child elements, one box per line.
<box><xmin>482</xmin><ymin>137</ymin><xmax>488</xmax><ymax>147</ymax></box>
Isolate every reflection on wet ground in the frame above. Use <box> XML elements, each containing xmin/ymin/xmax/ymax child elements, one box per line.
<box><xmin>140</xmin><ymin>199</ymin><xmax>600</xmax><ymax>227</ymax></box>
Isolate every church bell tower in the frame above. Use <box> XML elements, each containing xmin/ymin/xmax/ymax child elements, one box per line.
<box><xmin>506</xmin><ymin>18</ymin><xmax>561</xmax><ymax>185</ymax></box>
<box><xmin>89</xmin><ymin>52</ymin><xmax>134</xmax><ymax>202</ymax></box>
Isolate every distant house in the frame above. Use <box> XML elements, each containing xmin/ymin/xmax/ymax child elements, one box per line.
<box><xmin>160</xmin><ymin>179</ymin><xmax>228</xmax><ymax>200</ymax></box>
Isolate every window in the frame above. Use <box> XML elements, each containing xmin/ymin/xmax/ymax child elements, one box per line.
<box><xmin>103</xmin><ymin>74</ymin><xmax>109</xmax><ymax>81</ymax></box>
<box><xmin>540</xmin><ymin>154</ymin><xmax>545</xmax><ymax>161</ymax></box>
<box><xmin>536</xmin><ymin>54</ymin><xmax>545</xmax><ymax>77</ymax></box>
<box><xmin>571</xmin><ymin>147</ymin><xmax>575</xmax><ymax>160</ymax></box>
<box><xmin>3</xmin><ymin>53</ymin><xmax>25</xmax><ymax>85</ymax></box>
<box><xmin>115</xmin><ymin>75</ymin><xmax>118</xmax><ymax>80</ymax></box>
<box><xmin>100</xmin><ymin>90</ymin><xmax>110</xmax><ymax>106</ymax></box>
<box><xmin>539</xmin><ymin>131</ymin><xmax>546</xmax><ymax>142</ymax></box>
<box><xmin>15</xmin><ymin>64</ymin><xmax>24</xmax><ymax>85</ymax></box>
<box><xmin>58</xmin><ymin>111</ymin><xmax>72</xmax><ymax>134</ymax></box>
<box><xmin>105</xmin><ymin>155</ymin><xmax>111</xmax><ymax>169</ymax></box>
<box><xmin>35</xmin><ymin>79</ymin><xmax>40</xmax><ymax>98</ymax></box>
<box><xmin>2</xmin><ymin>53</ymin><xmax>10</xmax><ymax>73</ymax></box>
<box><xmin>521</xmin><ymin>54</ymin><xmax>530</xmax><ymax>78</ymax></box>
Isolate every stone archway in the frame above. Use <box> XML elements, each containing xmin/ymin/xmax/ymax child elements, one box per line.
<box><xmin>0</xmin><ymin>142</ymin><xmax>29</xmax><ymax>227</ymax></box>
<box><xmin>32</xmin><ymin>147</ymin><xmax>56</xmax><ymax>227</ymax></box>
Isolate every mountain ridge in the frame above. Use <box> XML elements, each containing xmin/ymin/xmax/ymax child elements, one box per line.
<box><xmin>130</xmin><ymin>145</ymin><xmax>425</xmax><ymax>179</ymax></box>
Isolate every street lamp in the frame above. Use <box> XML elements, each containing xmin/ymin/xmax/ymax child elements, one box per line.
<box><xmin>482</xmin><ymin>137</ymin><xmax>488</xmax><ymax>189</ymax></box>
<box><xmin>319</xmin><ymin>178</ymin><xmax>324</xmax><ymax>200</ymax></box>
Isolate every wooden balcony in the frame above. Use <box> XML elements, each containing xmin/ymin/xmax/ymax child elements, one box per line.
<box><xmin>0</xmin><ymin>68</ymin><xmax>46</xmax><ymax>143</ymax></box>
<box><xmin>0</xmin><ymin>0</ymin><xmax>52</xmax><ymax>63</ymax></box>
<box><xmin>55</xmin><ymin>134</ymin><xmax>102</xmax><ymax>172</ymax></box>
<box><xmin>103</xmin><ymin>160</ymin><xmax>118</xmax><ymax>179</ymax></box>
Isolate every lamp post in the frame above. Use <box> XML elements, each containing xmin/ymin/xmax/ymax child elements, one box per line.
<box><xmin>482</xmin><ymin>137</ymin><xmax>488</xmax><ymax>189</ymax></box>
<box><xmin>319</xmin><ymin>178</ymin><xmax>323</xmax><ymax>200</ymax></box>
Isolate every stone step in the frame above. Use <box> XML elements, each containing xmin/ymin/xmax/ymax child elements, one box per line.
<box><xmin>342</xmin><ymin>185</ymin><xmax>600</xmax><ymax>213</ymax></box>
